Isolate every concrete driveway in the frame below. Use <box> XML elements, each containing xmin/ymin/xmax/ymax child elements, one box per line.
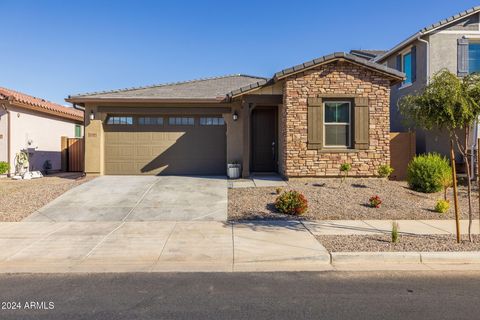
<box><xmin>26</xmin><ymin>176</ymin><xmax>227</xmax><ymax>222</ymax></box>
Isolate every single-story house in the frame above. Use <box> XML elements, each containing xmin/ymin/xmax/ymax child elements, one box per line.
<box><xmin>0</xmin><ymin>87</ymin><xmax>84</xmax><ymax>174</ymax></box>
<box><xmin>66</xmin><ymin>52</ymin><xmax>404</xmax><ymax>178</ymax></box>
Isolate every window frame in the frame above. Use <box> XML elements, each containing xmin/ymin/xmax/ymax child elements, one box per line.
<box><xmin>468</xmin><ymin>41</ymin><xmax>480</xmax><ymax>74</ymax></box>
<box><xmin>168</xmin><ymin>117</ymin><xmax>195</xmax><ymax>126</ymax></box>
<box><xmin>323</xmin><ymin>101</ymin><xmax>352</xmax><ymax>149</ymax></box>
<box><xmin>138</xmin><ymin>117</ymin><xmax>164</xmax><ymax>126</ymax></box>
<box><xmin>106</xmin><ymin>116</ymin><xmax>134</xmax><ymax>125</ymax></box>
<box><xmin>401</xmin><ymin>51</ymin><xmax>413</xmax><ymax>86</ymax></box>
<box><xmin>199</xmin><ymin>117</ymin><xmax>225</xmax><ymax>126</ymax></box>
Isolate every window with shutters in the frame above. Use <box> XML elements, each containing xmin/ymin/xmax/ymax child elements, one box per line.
<box><xmin>323</xmin><ymin>101</ymin><xmax>351</xmax><ymax>148</ymax></box>
<box><xmin>469</xmin><ymin>42</ymin><xmax>480</xmax><ymax>73</ymax></box>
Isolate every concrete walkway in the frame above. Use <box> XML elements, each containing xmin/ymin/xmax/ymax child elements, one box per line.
<box><xmin>303</xmin><ymin>219</ymin><xmax>480</xmax><ymax>236</ymax></box>
<box><xmin>0</xmin><ymin>221</ymin><xmax>330</xmax><ymax>273</ymax></box>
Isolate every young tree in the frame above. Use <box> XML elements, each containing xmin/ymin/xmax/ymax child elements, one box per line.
<box><xmin>399</xmin><ymin>70</ymin><xmax>480</xmax><ymax>242</ymax></box>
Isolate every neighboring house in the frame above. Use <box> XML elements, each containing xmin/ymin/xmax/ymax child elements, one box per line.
<box><xmin>66</xmin><ymin>53</ymin><xmax>403</xmax><ymax>178</ymax></box>
<box><xmin>371</xmin><ymin>6</ymin><xmax>480</xmax><ymax>159</ymax></box>
<box><xmin>0</xmin><ymin>87</ymin><xmax>84</xmax><ymax>175</ymax></box>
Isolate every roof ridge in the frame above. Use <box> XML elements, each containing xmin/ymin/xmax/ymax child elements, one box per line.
<box><xmin>70</xmin><ymin>74</ymin><xmax>267</xmax><ymax>98</ymax></box>
<box><xmin>375</xmin><ymin>5</ymin><xmax>480</xmax><ymax>62</ymax></box>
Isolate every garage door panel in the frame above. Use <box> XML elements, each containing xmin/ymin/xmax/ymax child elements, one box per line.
<box><xmin>104</xmin><ymin>115</ymin><xmax>226</xmax><ymax>175</ymax></box>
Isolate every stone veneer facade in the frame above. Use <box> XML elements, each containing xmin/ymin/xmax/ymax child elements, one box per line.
<box><xmin>280</xmin><ymin>60</ymin><xmax>391</xmax><ymax>177</ymax></box>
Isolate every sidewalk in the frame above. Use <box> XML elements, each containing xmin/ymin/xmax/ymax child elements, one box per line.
<box><xmin>0</xmin><ymin>221</ymin><xmax>330</xmax><ymax>273</ymax></box>
<box><xmin>0</xmin><ymin>220</ymin><xmax>479</xmax><ymax>273</ymax></box>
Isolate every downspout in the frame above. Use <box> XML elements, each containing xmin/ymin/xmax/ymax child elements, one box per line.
<box><xmin>1</xmin><ymin>103</ymin><xmax>11</xmax><ymax>176</ymax></box>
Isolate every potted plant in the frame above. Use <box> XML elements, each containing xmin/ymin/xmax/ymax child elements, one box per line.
<box><xmin>227</xmin><ymin>161</ymin><xmax>241</xmax><ymax>179</ymax></box>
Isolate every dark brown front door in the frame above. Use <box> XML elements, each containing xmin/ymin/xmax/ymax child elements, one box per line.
<box><xmin>251</xmin><ymin>107</ymin><xmax>277</xmax><ymax>172</ymax></box>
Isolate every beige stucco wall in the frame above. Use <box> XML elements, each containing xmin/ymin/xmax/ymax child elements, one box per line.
<box><xmin>6</xmin><ymin>105</ymin><xmax>79</xmax><ymax>174</ymax></box>
<box><xmin>281</xmin><ymin>61</ymin><xmax>391</xmax><ymax>177</ymax></box>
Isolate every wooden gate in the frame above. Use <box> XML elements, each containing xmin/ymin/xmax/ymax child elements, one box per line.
<box><xmin>390</xmin><ymin>132</ymin><xmax>415</xmax><ymax>180</ymax></box>
<box><xmin>61</xmin><ymin>137</ymin><xmax>84</xmax><ymax>172</ymax></box>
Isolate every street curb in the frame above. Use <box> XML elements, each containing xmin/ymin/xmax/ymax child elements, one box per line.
<box><xmin>331</xmin><ymin>251</ymin><xmax>480</xmax><ymax>265</ymax></box>
<box><xmin>331</xmin><ymin>252</ymin><xmax>420</xmax><ymax>264</ymax></box>
<box><xmin>420</xmin><ymin>252</ymin><xmax>480</xmax><ymax>264</ymax></box>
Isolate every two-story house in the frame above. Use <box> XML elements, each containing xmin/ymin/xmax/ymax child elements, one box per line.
<box><xmin>353</xmin><ymin>6</ymin><xmax>480</xmax><ymax>168</ymax></box>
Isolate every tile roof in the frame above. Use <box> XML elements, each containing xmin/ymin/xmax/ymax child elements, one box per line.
<box><xmin>228</xmin><ymin>52</ymin><xmax>405</xmax><ymax>98</ymax></box>
<box><xmin>374</xmin><ymin>6</ymin><xmax>480</xmax><ymax>62</ymax></box>
<box><xmin>349</xmin><ymin>49</ymin><xmax>387</xmax><ymax>60</ymax></box>
<box><xmin>68</xmin><ymin>74</ymin><xmax>267</xmax><ymax>101</ymax></box>
<box><xmin>0</xmin><ymin>87</ymin><xmax>83</xmax><ymax>121</ymax></box>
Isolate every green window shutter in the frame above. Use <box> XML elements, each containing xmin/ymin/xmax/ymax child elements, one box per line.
<box><xmin>458</xmin><ymin>38</ymin><xmax>469</xmax><ymax>76</ymax></box>
<box><xmin>307</xmin><ymin>97</ymin><xmax>323</xmax><ymax>149</ymax></box>
<box><xmin>354</xmin><ymin>97</ymin><xmax>369</xmax><ymax>150</ymax></box>
<box><xmin>396</xmin><ymin>54</ymin><xmax>402</xmax><ymax>72</ymax></box>
<box><xmin>75</xmin><ymin>125</ymin><xmax>82</xmax><ymax>138</ymax></box>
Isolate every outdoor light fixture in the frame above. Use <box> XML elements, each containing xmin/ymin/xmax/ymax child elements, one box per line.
<box><xmin>232</xmin><ymin>111</ymin><xmax>238</xmax><ymax>121</ymax></box>
<box><xmin>89</xmin><ymin>110</ymin><xmax>95</xmax><ymax>120</ymax></box>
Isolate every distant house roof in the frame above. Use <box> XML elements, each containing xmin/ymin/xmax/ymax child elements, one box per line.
<box><xmin>349</xmin><ymin>50</ymin><xmax>387</xmax><ymax>60</ymax></box>
<box><xmin>67</xmin><ymin>74</ymin><xmax>267</xmax><ymax>103</ymax></box>
<box><xmin>374</xmin><ymin>5</ymin><xmax>480</xmax><ymax>62</ymax></box>
<box><xmin>67</xmin><ymin>52</ymin><xmax>404</xmax><ymax>104</ymax></box>
<box><xmin>0</xmin><ymin>87</ymin><xmax>83</xmax><ymax>122</ymax></box>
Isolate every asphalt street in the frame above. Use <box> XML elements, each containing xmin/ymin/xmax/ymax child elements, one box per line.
<box><xmin>0</xmin><ymin>271</ymin><xmax>479</xmax><ymax>320</ymax></box>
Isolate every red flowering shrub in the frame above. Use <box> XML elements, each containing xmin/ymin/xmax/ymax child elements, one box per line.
<box><xmin>369</xmin><ymin>195</ymin><xmax>382</xmax><ymax>208</ymax></box>
<box><xmin>274</xmin><ymin>190</ymin><xmax>308</xmax><ymax>215</ymax></box>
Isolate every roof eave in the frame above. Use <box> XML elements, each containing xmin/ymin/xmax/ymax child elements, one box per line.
<box><xmin>65</xmin><ymin>97</ymin><xmax>227</xmax><ymax>104</ymax></box>
<box><xmin>9</xmin><ymin>100</ymin><xmax>83</xmax><ymax>122</ymax></box>
<box><xmin>273</xmin><ymin>55</ymin><xmax>405</xmax><ymax>83</ymax></box>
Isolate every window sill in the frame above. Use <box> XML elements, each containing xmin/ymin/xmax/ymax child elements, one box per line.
<box><xmin>399</xmin><ymin>83</ymin><xmax>413</xmax><ymax>90</ymax></box>
<box><xmin>315</xmin><ymin>149</ymin><xmax>359</xmax><ymax>153</ymax></box>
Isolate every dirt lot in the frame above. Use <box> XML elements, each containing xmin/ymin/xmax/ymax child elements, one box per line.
<box><xmin>228</xmin><ymin>178</ymin><xmax>480</xmax><ymax>220</ymax></box>
<box><xmin>0</xmin><ymin>173</ymin><xmax>94</xmax><ymax>222</ymax></box>
<box><xmin>317</xmin><ymin>234</ymin><xmax>480</xmax><ymax>252</ymax></box>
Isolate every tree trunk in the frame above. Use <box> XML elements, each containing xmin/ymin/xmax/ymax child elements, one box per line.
<box><xmin>478</xmin><ymin>138</ymin><xmax>480</xmax><ymax>235</ymax></box>
<box><xmin>450</xmin><ymin>140</ymin><xmax>461</xmax><ymax>243</ymax></box>
<box><xmin>464</xmin><ymin>128</ymin><xmax>473</xmax><ymax>242</ymax></box>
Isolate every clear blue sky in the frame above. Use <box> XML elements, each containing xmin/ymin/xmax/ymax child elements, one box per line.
<box><xmin>1</xmin><ymin>0</ymin><xmax>479</xmax><ymax>105</ymax></box>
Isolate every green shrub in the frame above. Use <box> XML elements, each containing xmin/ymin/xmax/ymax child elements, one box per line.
<box><xmin>274</xmin><ymin>190</ymin><xmax>308</xmax><ymax>215</ymax></box>
<box><xmin>407</xmin><ymin>153</ymin><xmax>451</xmax><ymax>193</ymax></box>
<box><xmin>392</xmin><ymin>221</ymin><xmax>399</xmax><ymax>243</ymax></box>
<box><xmin>340</xmin><ymin>163</ymin><xmax>352</xmax><ymax>182</ymax></box>
<box><xmin>377</xmin><ymin>164</ymin><xmax>394</xmax><ymax>178</ymax></box>
<box><xmin>275</xmin><ymin>187</ymin><xmax>283</xmax><ymax>195</ymax></box>
<box><xmin>0</xmin><ymin>161</ymin><xmax>9</xmax><ymax>175</ymax></box>
<box><xmin>435</xmin><ymin>199</ymin><xmax>450</xmax><ymax>214</ymax></box>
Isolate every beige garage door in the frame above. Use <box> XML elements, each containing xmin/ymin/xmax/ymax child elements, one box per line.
<box><xmin>104</xmin><ymin>115</ymin><xmax>226</xmax><ymax>175</ymax></box>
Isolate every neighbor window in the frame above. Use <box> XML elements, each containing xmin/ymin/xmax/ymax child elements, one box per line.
<box><xmin>138</xmin><ymin>117</ymin><xmax>164</xmax><ymax>125</ymax></box>
<box><xmin>402</xmin><ymin>51</ymin><xmax>412</xmax><ymax>85</ymax></box>
<box><xmin>324</xmin><ymin>101</ymin><xmax>351</xmax><ymax>148</ymax></box>
<box><xmin>168</xmin><ymin>117</ymin><xmax>194</xmax><ymax>125</ymax></box>
<box><xmin>75</xmin><ymin>124</ymin><xmax>82</xmax><ymax>138</ymax></box>
<box><xmin>200</xmin><ymin>117</ymin><xmax>225</xmax><ymax>125</ymax></box>
<box><xmin>106</xmin><ymin>116</ymin><xmax>133</xmax><ymax>125</ymax></box>
<box><xmin>469</xmin><ymin>43</ymin><xmax>480</xmax><ymax>73</ymax></box>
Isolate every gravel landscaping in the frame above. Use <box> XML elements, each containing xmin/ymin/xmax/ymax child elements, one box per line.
<box><xmin>228</xmin><ymin>178</ymin><xmax>480</xmax><ymax>220</ymax></box>
<box><xmin>316</xmin><ymin>234</ymin><xmax>480</xmax><ymax>252</ymax></box>
<box><xmin>0</xmin><ymin>173</ymin><xmax>94</xmax><ymax>222</ymax></box>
